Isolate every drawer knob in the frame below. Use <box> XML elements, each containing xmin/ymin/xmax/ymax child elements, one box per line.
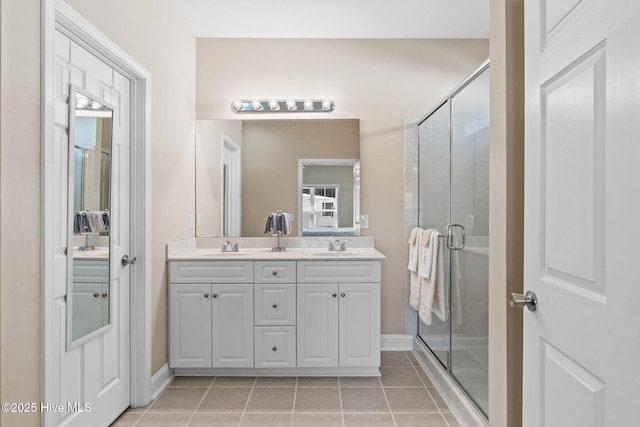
<box><xmin>212</xmin><ymin>293</ymin><xmax>218</xmax><ymax>299</ymax></box>
<box><xmin>93</xmin><ymin>292</ymin><xmax>100</xmax><ymax>298</ymax></box>
<box><xmin>272</xmin><ymin>271</ymin><xmax>278</xmax><ymax>276</ymax></box>
<box><xmin>272</xmin><ymin>303</ymin><xmax>278</xmax><ymax>309</ymax></box>
<box><xmin>102</xmin><ymin>292</ymin><xmax>108</xmax><ymax>298</ymax></box>
<box><xmin>332</xmin><ymin>293</ymin><xmax>337</xmax><ymax>298</ymax></box>
<box><xmin>204</xmin><ymin>293</ymin><xmax>209</xmax><ymax>299</ymax></box>
<box><xmin>341</xmin><ymin>292</ymin><xmax>346</xmax><ymax>298</ymax></box>
<box><xmin>272</xmin><ymin>346</ymin><xmax>278</xmax><ymax>352</ymax></box>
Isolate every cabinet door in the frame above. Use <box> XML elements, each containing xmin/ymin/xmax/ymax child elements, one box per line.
<box><xmin>297</xmin><ymin>283</ymin><xmax>339</xmax><ymax>367</ymax></box>
<box><xmin>339</xmin><ymin>283</ymin><xmax>381</xmax><ymax>367</ymax></box>
<box><xmin>211</xmin><ymin>284</ymin><xmax>254</xmax><ymax>367</ymax></box>
<box><xmin>72</xmin><ymin>283</ymin><xmax>105</xmax><ymax>342</ymax></box>
<box><xmin>169</xmin><ymin>284</ymin><xmax>212</xmax><ymax>368</ymax></box>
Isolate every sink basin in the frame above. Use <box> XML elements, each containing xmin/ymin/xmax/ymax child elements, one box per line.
<box><xmin>312</xmin><ymin>251</ymin><xmax>361</xmax><ymax>257</ymax></box>
<box><xmin>197</xmin><ymin>252</ymin><xmax>247</xmax><ymax>257</ymax></box>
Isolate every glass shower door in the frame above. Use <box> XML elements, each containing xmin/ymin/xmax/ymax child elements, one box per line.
<box><xmin>417</xmin><ymin>100</ymin><xmax>451</xmax><ymax>369</ymax></box>
<box><xmin>449</xmin><ymin>68</ymin><xmax>490</xmax><ymax>416</ymax></box>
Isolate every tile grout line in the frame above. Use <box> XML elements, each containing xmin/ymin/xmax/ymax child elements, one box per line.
<box><xmin>290</xmin><ymin>377</ymin><xmax>299</xmax><ymax>426</ymax></box>
<box><xmin>185</xmin><ymin>378</ymin><xmax>215</xmax><ymax>426</ymax></box>
<box><xmin>408</xmin><ymin>351</ymin><xmax>452</xmax><ymax>427</ymax></box>
<box><xmin>378</xmin><ymin>374</ymin><xmax>398</xmax><ymax>427</ymax></box>
<box><xmin>337</xmin><ymin>377</ymin><xmax>346</xmax><ymax>427</ymax></box>
<box><xmin>239</xmin><ymin>377</ymin><xmax>257</xmax><ymax>426</ymax></box>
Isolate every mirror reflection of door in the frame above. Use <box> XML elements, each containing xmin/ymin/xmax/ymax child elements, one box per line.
<box><xmin>222</xmin><ymin>135</ymin><xmax>241</xmax><ymax>237</ymax></box>
<box><xmin>68</xmin><ymin>89</ymin><xmax>114</xmax><ymax>346</ymax></box>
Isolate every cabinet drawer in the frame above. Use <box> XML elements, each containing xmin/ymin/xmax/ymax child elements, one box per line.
<box><xmin>297</xmin><ymin>261</ymin><xmax>381</xmax><ymax>283</ymax></box>
<box><xmin>169</xmin><ymin>261</ymin><xmax>253</xmax><ymax>283</ymax></box>
<box><xmin>254</xmin><ymin>261</ymin><xmax>296</xmax><ymax>283</ymax></box>
<box><xmin>254</xmin><ymin>326</ymin><xmax>296</xmax><ymax>368</ymax></box>
<box><xmin>254</xmin><ymin>284</ymin><xmax>296</xmax><ymax>326</ymax></box>
<box><xmin>73</xmin><ymin>259</ymin><xmax>109</xmax><ymax>283</ymax></box>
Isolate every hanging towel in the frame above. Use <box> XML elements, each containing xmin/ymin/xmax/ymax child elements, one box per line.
<box><xmin>281</xmin><ymin>212</ymin><xmax>291</xmax><ymax>235</ymax></box>
<box><xmin>418</xmin><ymin>231</ymin><xmax>446</xmax><ymax>325</ymax></box>
<box><xmin>419</xmin><ymin>228</ymin><xmax>436</xmax><ymax>279</ymax></box>
<box><xmin>407</xmin><ymin>227</ymin><xmax>421</xmax><ymax>272</ymax></box>
<box><xmin>264</xmin><ymin>213</ymin><xmax>276</xmax><ymax>235</ymax></box>
<box><xmin>87</xmin><ymin>211</ymin><xmax>107</xmax><ymax>232</ymax></box>
<box><xmin>102</xmin><ymin>210</ymin><xmax>110</xmax><ymax>230</ymax></box>
<box><xmin>409</xmin><ymin>228</ymin><xmax>425</xmax><ymax>311</ymax></box>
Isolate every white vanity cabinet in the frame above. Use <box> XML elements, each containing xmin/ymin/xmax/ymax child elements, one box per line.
<box><xmin>297</xmin><ymin>261</ymin><xmax>381</xmax><ymax>368</ymax></box>
<box><xmin>169</xmin><ymin>261</ymin><xmax>254</xmax><ymax>368</ymax></box>
<box><xmin>168</xmin><ymin>256</ymin><xmax>381</xmax><ymax>375</ymax></box>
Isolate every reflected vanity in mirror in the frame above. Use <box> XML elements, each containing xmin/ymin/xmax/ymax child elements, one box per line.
<box><xmin>298</xmin><ymin>159</ymin><xmax>361</xmax><ymax>236</ymax></box>
<box><xmin>195</xmin><ymin>119</ymin><xmax>361</xmax><ymax>237</ymax></box>
<box><xmin>66</xmin><ymin>87</ymin><xmax>114</xmax><ymax>349</ymax></box>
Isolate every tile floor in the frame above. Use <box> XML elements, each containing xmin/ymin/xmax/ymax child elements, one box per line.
<box><xmin>110</xmin><ymin>351</ymin><xmax>461</xmax><ymax>427</ymax></box>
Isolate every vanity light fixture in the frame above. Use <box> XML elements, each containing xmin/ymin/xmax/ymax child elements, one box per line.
<box><xmin>231</xmin><ymin>99</ymin><xmax>335</xmax><ymax>113</ymax></box>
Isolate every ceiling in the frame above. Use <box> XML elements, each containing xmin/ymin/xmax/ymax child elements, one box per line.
<box><xmin>171</xmin><ymin>0</ymin><xmax>488</xmax><ymax>39</ymax></box>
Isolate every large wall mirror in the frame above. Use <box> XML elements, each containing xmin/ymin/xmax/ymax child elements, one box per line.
<box><xmin>195</xmin><ymin>119</ymin><xmax>361</xmax><ymax>237</ymax></box>
<box><xmin>66</xmin><ymin>87</ymin><xmax>114</xmax><ymax>349</ymax></box>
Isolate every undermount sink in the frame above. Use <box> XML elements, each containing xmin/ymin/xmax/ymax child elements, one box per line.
<box><xmin>312</xmin><ymin>251</ymin><xmax>361</xmax><ymax>257</ymax></box>
<box><xmin>197</xmin><ymin>252</ymin><xmax>247</xmax><ymax>257</ymax></box>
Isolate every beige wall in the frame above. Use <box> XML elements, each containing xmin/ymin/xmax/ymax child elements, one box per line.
<box><xmin>489</xmin><ymin>0</ymin><xmax>524</xmax><ymax>425</ymax></box>
<box><xmin>0</xmin><ymin>2</ymin><xmax>195</xmax><ymax>424</ymax></box>
<box><xmin>241</xmin><ymin>120</ymin><xmax>359</xmax><ymax>237</ymax></box>
<box><xmin>0</xmin><ymin>0</ymin><xmax>42</xmax><ymax>426</ymax></box>
<box><xmin>197</xmin><ymin>39</ymin><xmax>489</xmax><ymax>333</ymax></box>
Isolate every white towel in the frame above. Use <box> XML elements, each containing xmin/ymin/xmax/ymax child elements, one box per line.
<box><xmin>282</xmin><ymin>212</ymin><xmax>291</xmax><ymax>235</ymax></box>
<box><xmin>407</xmin><ymin>227</ymin><xmax>421</xmax><ymax>272</ymax></box>
<box><xmin>409</xmin><ymin>228</ymin><xmax>424</xmax><ymax>311</ymax></box>
<box><xmin>419</xmin><ymin>228</ymin><xmax>437</xmax><ymax>279</ymax></box>
<box><xmin>418</xmin><ymin>232</ymin><xmax>446</xmax><ymax>325</ymax></box>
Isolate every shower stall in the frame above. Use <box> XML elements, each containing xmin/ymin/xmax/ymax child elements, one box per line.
<box><xmin>409</xmin><ymin>60</ymin><xmax>490</xmax><ymax>422</ymax></box>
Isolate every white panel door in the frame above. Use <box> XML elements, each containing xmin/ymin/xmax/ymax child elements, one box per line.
<box><xmin>523</xmin><ymin>1</ymin><xmax>640</xmax><ymax>425</ymax></box>
<box><xmin>169</xmin><ymin>284</ymin><xmax>212</xmax><ymax>368</ymax></box>
<box><xmin>211</xmin><ymin>284</ymin><xmax>254</xmax><ymax>367</ymax></box>
<box><xmin>297</xmin><ymin>283</ymin><xmax>339</xmax><ymax>367</ymax></box>
<box><xmin>338</xmin><ymin>283</ymin><xmax>380</xmax><ymax>367</ymax></box>
<box><xmin>52</xmin><ymin>32</ymin><xmax>131</xmax><ymax>427</ymax></box>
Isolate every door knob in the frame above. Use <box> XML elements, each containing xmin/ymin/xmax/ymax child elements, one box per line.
<box><xmin>509</xmin><ymin>291</ymin><xmax>538</xmax><ymax>311</ymax></box>
<box><xmin>121</xmin><ymin>255</ymin><xmax>136</xmax><ymax>266</ymax></box>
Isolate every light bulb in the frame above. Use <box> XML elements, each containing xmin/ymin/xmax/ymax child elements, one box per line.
<box><xmin>232</xmin><ymin>100</ymin><xmax>243</xmax><ymax>111</ymax></box>
<box><xmin>251</xmin><ymin>100</ymin><xmax>263</xmax><ymax>111</ymax></box>
<box><xmin>303</xmin><ymin>99</ymin><xmax>314</xmax><ymax>110</ymax></box>
<box><xmin>322</xmin><ymin>99</ymin><xmax>333</xmax><ymax>111</ymax></box>
<box><xmin>268</xmin><ymin>100</ymin><xmax>280</xmax><ymax>110</ymax></box>
<box><xmin>286</xmin><ymin>100</ymin><xmax>297</xmax><ymax>110</ymax></box>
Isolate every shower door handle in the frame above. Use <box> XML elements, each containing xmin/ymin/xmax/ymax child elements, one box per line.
<box><xmin>445</xmin><ymin>223</ymin><xmax>465</xmax><ymax>250</ymax></box>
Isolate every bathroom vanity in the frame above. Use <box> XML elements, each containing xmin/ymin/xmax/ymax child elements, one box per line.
<box><xmin>167</xmin><ymin>240</ymin><xmax>384</xmax><ymax>376</ymax></box>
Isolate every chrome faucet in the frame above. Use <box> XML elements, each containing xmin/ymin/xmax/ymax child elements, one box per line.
<box><xmin>221</xmin><ymin>240</ymin><xmax>240</xmax><ymax>252</ymax></box>
<box><xmin>327</xmin><ymin>239</ymin><xmax>348</xmax><ymax>252</ymax></box>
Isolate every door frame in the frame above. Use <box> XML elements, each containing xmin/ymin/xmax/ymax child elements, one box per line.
<box><xmin>41</xmin><ymin>0</ymin><xmax>153</xmax><ymax>423</ymax></box>
<box><xmin>221</xmin><ymin>133</ymin><xmax>241</xmax><ymax>237</ymax></box>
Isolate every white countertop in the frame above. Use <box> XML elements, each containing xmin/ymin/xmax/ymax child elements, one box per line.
<box><xmin>73</xmin><ymin>247</ymin><xmax>110</xmax><ymax>260</ymax></box>
<box><xmin>167</xmin><ymin>247</ymin><xmax>385</xmax><ymax>261</ymax></box>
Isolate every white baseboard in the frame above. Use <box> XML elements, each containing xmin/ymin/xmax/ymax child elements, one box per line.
<box><xmin>380</xmin><ymin>334</ymin><xmax>414</xmax><ymax>351</ymax></box>
<box><xmin>150</xmin><ymin>363</ymin><xmax>173</xmax><ymax>400</ymax></box>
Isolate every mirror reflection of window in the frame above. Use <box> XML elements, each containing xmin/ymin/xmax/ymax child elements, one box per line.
<box><xmin>303</xmin><ymin>185</ymin><xmax>339</xmax><ymax>229</ymax></box>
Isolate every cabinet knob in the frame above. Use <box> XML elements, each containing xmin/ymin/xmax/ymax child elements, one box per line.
<box><xmin>272</xmin><ymin>303</ymin><xmax>278</xmax><ymax>309</ymax></box>
<box><xmin>102</xmin><ymin>292</ymin><xmax>108</xmax><ymax>298</ymax></box>
<box><xmin>272</xmin><ymin>271</ymin><xmax>278</xmax><ymax>276</ymax></box>
<box><xmin>341</xmin><ymin>292</ymin><xmax>346</xmax><ymax>298</ymax></box>
<box><xmin>212</xmin><ymin>293</ymin><xmax>218</xmax><ymax>299</ymax></box>
<box><xmin>272</xmin><ymin>346</ymin><xmax>278</xmax><ymax>352</ymax></box>
<box><xmin>93</xmin><ymin>292</ymin><xmax>100</xmax><ymax>298</ymax></box>
<box><xmin>332</xmin><ymin>293</ymin><xmax>337</xmax><ymax>298</ymax></box>
<box><xmin>204</xmin><ymin>293</ymin><xmax>209</xmax><ymax>299</ymax></box>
